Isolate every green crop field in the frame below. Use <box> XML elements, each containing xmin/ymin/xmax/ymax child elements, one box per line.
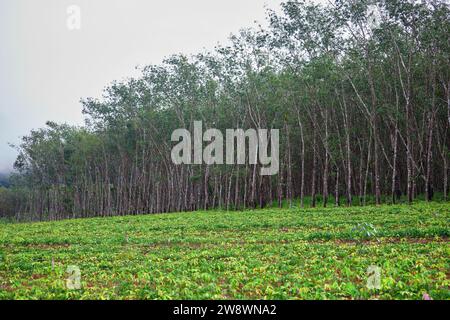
<box><xmin>0</xmin><ymin>202</ymin><xmax>448</xmax><ymax>300</ymax></box>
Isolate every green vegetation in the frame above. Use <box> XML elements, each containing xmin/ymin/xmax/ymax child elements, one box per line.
<box><xmin>0</xmin><ymin>202</ymin><xmax>448</xmax><ymax>300</ymax></box>
<box><xmin>2</xmin><ymin>0</ymin><xmax>449</xmax><ymax>221</ymax></box>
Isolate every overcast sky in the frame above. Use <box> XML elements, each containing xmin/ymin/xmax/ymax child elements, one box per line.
<box><xmin>0</xmin><ymin>0</ymin><xmax>290</xmax><ymax>173</ymax></box>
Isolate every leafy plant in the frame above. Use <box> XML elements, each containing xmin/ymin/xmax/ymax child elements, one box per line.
<box><xmin>0</xmin><ymin>202</ymin><xmax>448</xmax><ymax>300</ymax></box>
<box><xmin>351</xmin><ymin>222</ymin><xmax>380</xmax><ymax>242</ymax></box>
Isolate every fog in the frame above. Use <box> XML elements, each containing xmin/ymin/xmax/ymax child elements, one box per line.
<box><xmin>0</xmin><ymin>0</ymin><xmax>284</xmax><ymax>173</ymax></box>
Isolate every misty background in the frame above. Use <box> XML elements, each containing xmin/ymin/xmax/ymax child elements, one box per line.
<box><xmin>0</xmin><ymin>0</ymin><xmax>285</xmax><ymax>174</ymax></box>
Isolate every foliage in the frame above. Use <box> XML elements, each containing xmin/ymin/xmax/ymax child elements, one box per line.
<box><xmin>1</xmin><ymin>0</ymin><xmax>449</xmax><ymax>220</ymax></box>
<box><xmin>0</xmin><ymin>202</ymin><xmax>448</xmax><ymax>299</ymax></box>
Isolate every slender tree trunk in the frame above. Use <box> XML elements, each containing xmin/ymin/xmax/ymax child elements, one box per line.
<box><xmin>425</xmin><ymin>59</ymin><xmax>436</xmax><ymax>202</ymax></box>
<box><xmin>311</xmin><ymin>130</ymin><xmax>317</xmax><ymax>208</ymax></box>
<box><xmin>286</xmin><ymin>122</ymin><xmax>293</xmax><ymax>208</ymax></box>
<box><xmin>323</xmin><ymin>109</ymin><xmax>329</xmax><ymax>207</ymax></box>
<box><xmin>363</xmin><ymin>135</ymin><xmax>372</xmax><ymax>206</ymax></box>
<box><xmin>391</xmin><ymin>129</ymin><xmax>398</xmax><ymax>204</ymax></box>
<box><xmin>297</xmin><ymin>112</ymin><xmax>306</xmax><ymax>208</ymax></box>
<box><xmin>335</xmin><ymin>166</ymin><xmax>340</xmax><ymax>207</ymax></box>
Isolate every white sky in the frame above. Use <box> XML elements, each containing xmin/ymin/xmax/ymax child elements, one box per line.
<box><xmin>0</xmin><ymin>0</ymin><xmax>299</xmax><ymax>172</ymax></box>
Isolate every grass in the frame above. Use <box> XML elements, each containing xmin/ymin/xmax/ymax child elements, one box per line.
<box><xmin>0</xmin><ymin>202</ymin><xmax>448</xmax><ymax>300</ymax></box>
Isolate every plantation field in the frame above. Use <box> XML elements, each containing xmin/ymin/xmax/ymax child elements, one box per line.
<box><xmin>0</xmin><ymin>202</ymin><xmax>449</xmax><ymax>300</ymax></box>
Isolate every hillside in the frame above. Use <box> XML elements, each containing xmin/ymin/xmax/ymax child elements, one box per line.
<box><xmin>0</xmin><ymin>202</ymin><xmax>448</xmax><ymax>300</ymax></box>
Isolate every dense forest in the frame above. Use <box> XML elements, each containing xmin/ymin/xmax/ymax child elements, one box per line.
<box><xmin>0</xmin><ymin>0</ymin><xmax>449</xmax><ymax>221</ymax></box>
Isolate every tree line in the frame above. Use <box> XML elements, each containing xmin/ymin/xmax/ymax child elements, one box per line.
<box><xmin>1</xmin><ymin>0</ymin><xmax>449</xmax><ymax>221</ymax></box>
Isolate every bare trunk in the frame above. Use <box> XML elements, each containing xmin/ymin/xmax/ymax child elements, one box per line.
<box><xmin>335</xmin><ymin>166</ymin><xmax>340</xmax><ymax>207</ymax></box>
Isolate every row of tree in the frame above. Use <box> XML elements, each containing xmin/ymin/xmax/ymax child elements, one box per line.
<box><xmin>1</xmin><ymin>0</ymin><xmax>449</xmax><ymax>221</ymax></box>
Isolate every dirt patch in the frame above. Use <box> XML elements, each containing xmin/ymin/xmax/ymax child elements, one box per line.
<box><xmin>328</xmin><ymin>237</ymin><xmax>449</xmax><ymax>245</ymax></box>
<box><xmin>138</xmin><ymin>237</ymin><xmax>448</xmax><ymax>251</ymax></box>
<box><xmin>0</xmin><ymin>284</ymin><xmax>13</xmax><ymax>292</ymax></box>
<box><xmin>143</xmin><ymin>241</ymin><xmax>207</xmax><ymax>250</ymax></box>
<box><xmin>26</xmin><ymin>243</ymin><xmax>71</xmax><ymax>249</ymax></box>
<box><xmin>1</xmin><ymin>243</ymin><xmax>71</xmax><ymax>249</ymax></box>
